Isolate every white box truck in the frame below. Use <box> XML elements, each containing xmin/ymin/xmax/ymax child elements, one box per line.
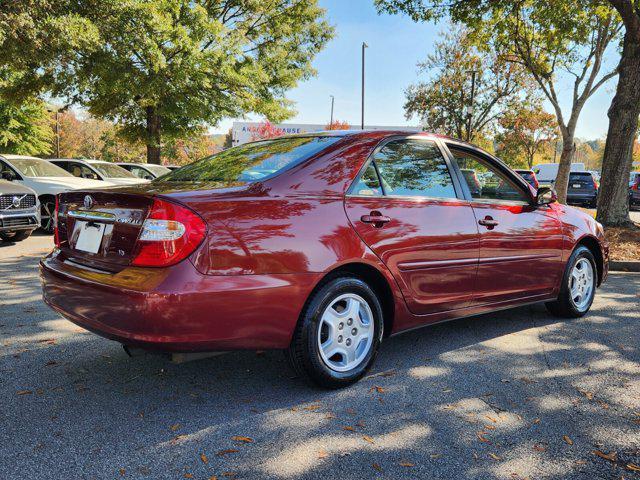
<box><xmin>533</xmin><ymin>163</ymin><xmax>586</xmax><ymax>185</ymax></box>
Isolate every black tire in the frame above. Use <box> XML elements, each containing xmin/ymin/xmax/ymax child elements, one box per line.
<box><xmin>39</xmin><ymin>197</ymin><xmax>56</xmax><ymax>234</ymax></box>
<box><xmin>545</xmin><ymin>245</ymin><xmax>597</xmax><ymax>318</ymax></box>
<box><xmin>286</xmin><ymin>276</ymin><xmax>384</xmax><ymax>389</ymax></box>
<box><xmin>0</xmin><ymin>230</ymin><xmax>32</xmax><ymax>242</ymax></box>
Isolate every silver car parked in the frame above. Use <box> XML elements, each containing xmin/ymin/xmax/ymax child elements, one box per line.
<box><xmin>0</xmin><ymin>178</ymin><xmax>40</xmax><ymax>242</ymax></box>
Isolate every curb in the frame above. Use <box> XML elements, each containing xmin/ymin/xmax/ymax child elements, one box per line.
<box><xmin>610</xmin><ymin>260</ymin><xmax>640</xmax><ymax>272</ymax></box>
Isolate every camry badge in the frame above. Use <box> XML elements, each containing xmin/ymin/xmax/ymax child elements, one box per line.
<box><xmin>84</xmin><ymin>195</ymin><xmax>94</xmax><ymax>209</ymax></box>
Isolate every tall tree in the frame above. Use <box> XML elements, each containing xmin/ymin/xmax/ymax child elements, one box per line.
<box><xmin>404</xmin><ymin>27</ymin><xmax>532</xmax><ymax>141</ymax></box>
<box><xmin>495</xmin><ymin>102</ymin><xmax>557</xmax><ymax>169</ymax></box>
<box><xmin>0</xmin><ymin>96</ymin><xmax>53</xmax><ymax>155</ymax></box>
<box><xmin>376</xmin><ymin>0</ymin><xmax>621</xmax><ymax>203</ymax></box>
<box><xmin>0</xmin><ymin>1</ymin><xmax>333</xmax><ymax>164</ymax></box>
<box><xmin>597</xmin><ymin>0</ymin><xmax>640</xmax><ymax>226</ymax></box>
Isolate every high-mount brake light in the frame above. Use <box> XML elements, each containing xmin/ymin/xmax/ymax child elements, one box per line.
<box><xmin>132</xmin><ymin>198</ymin><xmax>206</xmax><ymax>267</ymax></box>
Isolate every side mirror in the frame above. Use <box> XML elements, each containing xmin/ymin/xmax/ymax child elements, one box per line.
<box><xmin>536</xmin><ymin>186</ymin><xmax>557</xmax><ymax>206</ymax></box>
<box><xmin>1</xmin><ymin>170</ymin><xmax>16</xmax><ymax>181</ymax></box>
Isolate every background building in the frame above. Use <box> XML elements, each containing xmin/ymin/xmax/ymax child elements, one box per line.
<box><xmin>231</xmin><ymin>121</ymin><xmax>421</xmax><ymax>146</ymax></box>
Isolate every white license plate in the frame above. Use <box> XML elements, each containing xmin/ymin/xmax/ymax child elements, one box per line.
<box><xmin>75</xmin><ymin>221</ymin><xmax>105</xmax><ymax>254</ymax></box>
<box><xmin>572</xmin><ymin>183</ymin><xmax>581</xmax><ymax>188</ymax></box>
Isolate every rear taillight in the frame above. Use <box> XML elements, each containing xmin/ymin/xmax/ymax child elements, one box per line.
<box><xmin>53</xmin><ymin>195</ymin><xmax>60</xmax><ymax>248</ymax></box>
<box><xmin>132</xmin><ymin>198</ymin><xmax>206</xmax><ymax>267</ymax></box>
<box><xmin>593</xmin><ymin>178</ymin><xmax>599</xmax><ymax>189</ymax></box>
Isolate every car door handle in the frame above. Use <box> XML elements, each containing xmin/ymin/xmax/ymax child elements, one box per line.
<box><xmin>361</xmin><ymin>213</ymin><xmax>391</xmax><ymax>225</ymax></box>
<box><xmin>478</xmin><ymin>216</ymin><xmax>498</xmax><ymax>228</ymax></box>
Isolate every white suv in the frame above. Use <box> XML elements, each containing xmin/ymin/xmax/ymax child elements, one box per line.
<box><xmin>0</xmin><ymin>154</ymin><xmax>111</xmax><ymax>233</ymax></box>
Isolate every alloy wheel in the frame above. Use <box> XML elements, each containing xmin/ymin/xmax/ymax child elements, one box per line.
<box><xmin>570</xmin><ymin>258</ymin><xmax>594</xmax><ymax>311</ymax></box>
<box><xmin>317</xmin><ymin>293</ymin><xmax>374</xmax><ymax>372</ymax></box>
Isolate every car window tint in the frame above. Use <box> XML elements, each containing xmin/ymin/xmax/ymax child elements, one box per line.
<box><xmin>372</xmin><ymin>139</ymin><xmax>456</xmax><ymax>198</ymax></box>
<box><xmin>451</xmin><ymin>150</ymin><xmax>528</xmax><ymax>203</ymax></box>
<box><xmin>351</xmin><ymin>162</ymin><xmax>381</xmax><ymax>196</ymax></box>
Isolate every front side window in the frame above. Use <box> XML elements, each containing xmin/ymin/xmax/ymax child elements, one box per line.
<box><xmin>451</xmin><ymin>148</ymin><xmax>529</xmax><ymax>203</ymax></box>
<box><xmin>372</xmin><ymin>139</ymin><xmax>457</xmax><ymax>198</ymax></box>
<box><xmin>160</xmin><ymin>136</ymin><xmax>341</xmax><ymax>183</ymax></box>
<box><xmin>91</xmin><ymin>162</ymin><xmax>136</xmax><ymax>179</ymax></box>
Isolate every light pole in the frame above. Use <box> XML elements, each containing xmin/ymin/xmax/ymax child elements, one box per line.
<box><xmin>465</xmin><ymin>70</ymin><xmax>478</xmax><ymax>142</ymax></box>
<box><xmin>329</xmin><ymin>95</ymin><xmax>335</xmax><ymax>126</ymax></box>
<box><xmin>361</xmin><ymin>42</ymin><xmax>368</xmax><ymax>130</ymax></box>
<box><xmin>47</xmin><ymin>106</ymin><xmax>67</xmax><ymax>157</ymax></box>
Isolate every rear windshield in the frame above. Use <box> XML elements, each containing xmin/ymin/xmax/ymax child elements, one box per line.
<box><xmin>159</xmin><ymin>136</ymin><xmax>341</xmax><ymax>183</ymax></box>
<box><xmin>569</xmin><ymin>172</ymin><xmax>593</xmax><ymax>180</ymax></box>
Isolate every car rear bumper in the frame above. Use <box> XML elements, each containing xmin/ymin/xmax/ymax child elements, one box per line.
<box><xmin>567</xmin><ymin>192</ymin><xmax>597</xmax><ymax>206</ymax></box>
<box><xmin>40</xmin><ymin>250</ymin><xmax>321</xmax><ymax>352</ymax></box>
<box><xmin>630</xmin><ymin>191</ymin><xmax>640</xmax><ymax>206</ymax></box>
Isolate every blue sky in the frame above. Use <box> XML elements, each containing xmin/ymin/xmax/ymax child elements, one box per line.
<box><xmin>214</xmin><ymin>0</ymin><xmax>619</xmax><ymax>140</ymax></box>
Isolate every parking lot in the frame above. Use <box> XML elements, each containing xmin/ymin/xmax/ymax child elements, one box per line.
<box><xmin>1</xmin><ymin>234</ymin><xmax>639</xmax><ymax>479</ymax></box>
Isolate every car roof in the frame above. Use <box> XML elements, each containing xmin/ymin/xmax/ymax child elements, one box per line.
<box><xmin>0</xmin><ymin>154</ymin><xmax>43</xmax><ymax>161</ymax></box>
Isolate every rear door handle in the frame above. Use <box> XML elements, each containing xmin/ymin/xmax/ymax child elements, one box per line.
<box><xmin>478</xmin><ymin>216</ymin><xmax>498</xmax><ymax>229</ymax></box>
<box><xmin>361</xmin><ymin>213</ymin><xmax>391</xmax><ymax>226</ymax></box>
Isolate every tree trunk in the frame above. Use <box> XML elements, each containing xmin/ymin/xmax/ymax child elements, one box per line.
<box><xmin>597</xmin><ymin>30</ymin><xmax>640</xmax><ymax>227</ymax></box>
<box><xmin>554</xmin><ymin>132</ymin><xmax>576</xmax><ymax>204</ymax></box>
<box><xmin>146</xmin><ymin>106</ymin><xmax>161</xmax><ymax>165</ymax></box>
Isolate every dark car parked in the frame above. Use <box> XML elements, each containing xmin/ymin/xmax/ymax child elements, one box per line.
<box><xmin>566</xmin><ymin>172</ymin><xmax>598</xmax><ymax>208</ymax></box>
<box><xmin>41</xmin><ymin>131</ymin><xmax>609</xmax><ymax>388</ymax></box>
<box><xmin>630</xmin><ymin>172</ymin><xmax>640</xmax><ymax>210</ymax></box>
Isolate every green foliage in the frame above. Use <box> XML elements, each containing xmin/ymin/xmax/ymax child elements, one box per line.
<box><xmin>404</xmin><ymin>27</ymin><xmax>533</xmax><ymax>142</ymax></box>
<box><xmin>0</xmin><ymin>1</ymin><xmax>334</xmax><ymax>161</ymax></box>
<box><xmin>0</xmin><ymin>97</ymin><xmax>53</xmax><ymax>155</ymax></box>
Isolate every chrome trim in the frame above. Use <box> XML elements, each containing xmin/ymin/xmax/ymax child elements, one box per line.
<box><xmin>68</xmin><ymin>210</ymin><xmax>116</xmax><ymax>223</ymax></box>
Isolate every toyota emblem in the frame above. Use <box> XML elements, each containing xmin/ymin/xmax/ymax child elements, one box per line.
<box><xmin>12</xmin><ymin>196</ymin><xmax>20</xmax><ymax>208</ymax></box>
<box><xmin>84</xmin><ymin>195</ymin><xmax>94</xmax><ymax>209</ymax></box>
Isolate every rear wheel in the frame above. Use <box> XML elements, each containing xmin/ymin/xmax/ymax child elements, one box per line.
<box><xmin>0</xmin><ymin>230</ymin><xmax>32</xmax><ymax>242</ymax></box>
<box><xmin>286</xmin><ymin>277</ymin><xmax>383</xmax><ymax>388</ymax></box>
<box><xmin>546</xmin><ymin>245</ymin><xmax>597</xmax><ymax>318</ymax></box>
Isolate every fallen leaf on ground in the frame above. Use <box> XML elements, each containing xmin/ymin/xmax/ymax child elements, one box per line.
<box><xmin>222</xmin><ymin>472</ymin><xmax>237</xmax><ymax>477</ymax></box>
<box><xmin>17</xmin><ymin>390</ymin><xmax>33</xmax><ymax>395</ymax></box>
<box><xmin>578</xmin><ymin>389</ymin><xmax>594</xmax><ymax>400</ymax></box>
<box><xmin>575</xmin><ymin>460</ymin><xmax>587</xmax><ymax>465</ymax></box>
<box><xmin>372</xmin><ymin>463</ymin><xmax>382</xmax><ymax>472</ymax></box>
<box><xmin>532</xmin><ymin>418</ymin><xmax>541</xmax><ymax>425</ymax></box>
<box><xmin>169</xmin><ymin>424</ymin><xmax>181</xmax><ymax>431</ymax></box>
<box><xmin>209</xmin><ymin>477</ymin><xmax>218</xmax><ymax>480</ymax></box>
<box><xmin>184</xmin><ymin>474</ymin><xmax>193</xmax><ymax>479</ymax></box>
<box><xmin>399</xmin><ymin>461</ymin><xmax>415</xmax><ymax>467</ymax></box>
<box><xmin>484</xmin><ymin>425</ymin><xmax>496</xmax><ymax>430</ymax></box>
<box><xmin>343</xmin><ymin>426</ymin><xmax>355</xmax><ymax>431</ymax></box>
<box><xmin>304</xmin><ymin>404</ymin><xmax>321</xmax><ymax>411</ymax></box>
<box><xmin>119</xmin><ymin>468</ymin><xmax>125</xmax><ymax>476</ymax></box>
<box><xmin>593</xmin><ymin>450</ymin><xmax>617</xmax><ymax>462</ymax></box>
<box><xmin>430</xmin><ymin>453</ymin><xmax>442</xmax><ymax>459</ymax></box>
<box><xmin>485</xmin><ymin>415</ymin><xmax>498</xmax><ymax>423</ymax></box>
<box><xmin>476</xmin><ymin>432</ymin><xmax>490</xmax><ymax>443</ymax></box>
<box><xmin>370</xmin><ymin>386</ymin><xmax>385</xmax><ymax>393</ymax></box>
<box><xmin>563</xmin><ymin>435</ymin><xmax>574</xmax><ymax>445</ymax></box>
<box><xmin>489</xmin><ymin>453</ymin><xmax>502</xmax><ymax>461</ymax></box>
<box><xmin>362</xmin><ymin>435</ymin><xmax>375</xmax><ymax>444</ymax></box>
<box><xmin>627</xmin><ymin>463</ymin><xmax>640</xmax><ymax>472</ymax></box>
<box><xmin>533</xmin><ymin>444</ymin><xmax>546</xmax><ymax>452</ymax></box>
<box><xmin>318</xmin><ymin>449</ymin><xmax>329</xmax><ymax>459</ymax></box>
<box><xmin>200</xmin><ymin>453</ymin><xmax>208</xmax><ymax>464</ymax></box>
<box><xmin>216</xmin><ymin>449</ymin><xmax>239</xmax><ymax>456</ymax></box>
<box><xmin>232</xmin><ymin>436</ymin><xmax>254</xmax><ymax>443</ymax></box>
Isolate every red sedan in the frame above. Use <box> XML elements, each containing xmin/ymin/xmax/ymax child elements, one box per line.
<box><xmin>41</xmin><ymin>131</ymin><xmax>608</xmax><ymax>388</ymax></box>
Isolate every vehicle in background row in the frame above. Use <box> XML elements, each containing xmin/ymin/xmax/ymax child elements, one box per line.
<box><xmin>533</xmin><ymin>162</ymin><xmax>586</xmax><ymax>185</ymax></box>
<box><xmin>0</xmin><ymin>179</ymin><xmax>40</xmax><ymax>242</ymax></box>
<box><xmin>515</xmin><ymin>169</ymin><xmax>540</xmax><ymax>189</ymax></box>
<box><xmin>0</xmin><ymin>154</ymin><xmax>109</xmax><ymax>233</ymax></box>
<box><xmin>630</xmin><ymin>172</ymin><xmax>640</xmax><ymax>210</ymax></box>
<box><xmin>117</xmin><ymin>163</ymin><xmax>171</xmax><ymax>180</ymax></box>
<box><xmin>566</xmin><ymin>171</ymin><xmax>599</xmax><ymax>208</ymax></box>
<box><xmin>49</xmin><ymin>159</ymin><xmax>148</xmax><ymax>185</ymax></box>
<box><xmin>41</xmin><ymin>131</ymin><xmax>608</xmax><ymax>388</ymax></box>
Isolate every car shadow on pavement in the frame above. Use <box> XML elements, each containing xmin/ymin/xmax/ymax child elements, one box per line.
<box><xmin>1</xmin><ymin>250</ymin><xmax>639</xmax><ymax>479</ymax></box>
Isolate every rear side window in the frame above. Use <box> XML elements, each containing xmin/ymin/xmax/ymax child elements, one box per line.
<box><xmin>351</xmin><ymin>163</ymin><xmax>382</xmax><ymax>196</ymax></box>
<box><xmin>372</xmin><ymin>139</ymin><xmax>457</xmax><ymax>198</ymax></box>
<box><xmin>161</xmin><ymin>136</ymin><xmax>341</xmax><ymax>183</ymax></box>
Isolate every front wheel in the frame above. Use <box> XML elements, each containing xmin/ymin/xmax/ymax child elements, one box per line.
<box><xmin>40</xmin><ymin>198</ymin><xmax>56</xmax><ymax>234</ymax></box>
<box><xmin>546</xmin><ymin>245</ymin><xmax>597</xmax><ymax>318</ymax></box>
<box><xmin>0</xmin><ymin>230</ymin><xmax>32</xmax><ymax>242</ymax></box>
<box><xmin>286</xmin><ymin>277</ymin><xmax>383</xmax><ymax>389</ymax></box>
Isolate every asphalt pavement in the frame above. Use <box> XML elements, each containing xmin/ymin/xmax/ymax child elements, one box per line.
<box><xmin>1</xmin><ymin>233</ymin><xmax>639</xmax><ymax>479</ymax></box>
